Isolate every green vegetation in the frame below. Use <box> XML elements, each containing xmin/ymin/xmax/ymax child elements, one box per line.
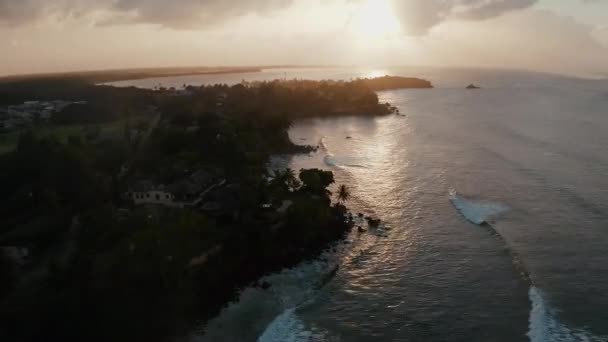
<box><xmin>0</xmin><ymin>113</ymin><xmax>152</xmax><ymax>155</ymax></box>
<box><xmin>0</xmin><ymin>132</ymin><xmax>19</xmax><ymax>154</ymax></box>
<box><xmin>358</xmin><ymin>75</ymin><xmax>433</xmax><ymax>91</ymax></box>
<box><xmin>337</xmin><ymin>184</ymin><xmax>351</xmax><ymax>204</ymax></box>
<box><xmin>0</xmin><ymin>74</ymin><xmax>429</xmax><ymax>342</ymax></box>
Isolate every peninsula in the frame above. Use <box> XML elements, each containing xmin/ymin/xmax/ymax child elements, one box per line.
<box><xmin>0</xmin><ymin>74</ymin><xmax>432</xmax><ymax>342</ymax></box>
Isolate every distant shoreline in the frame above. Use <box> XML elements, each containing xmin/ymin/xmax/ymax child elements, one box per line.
<box><xmin>0</xmin><ymin>65</ymin><xmax>346</xmax><ymax>85</ymax></box>
<box><xmin>0</xmin><ymin>67</ymin><xmax>266</xmax><ymax>85</ymax></box>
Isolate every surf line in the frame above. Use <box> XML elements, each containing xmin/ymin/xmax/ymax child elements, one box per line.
<box><xmin>449</xmin><ymin>191</ymin><xmax>531</xmax><ymax>283</ymax></box>
<box><xmin>449</xmin><ymin>190</ymin><xmax>607</xmax><ymax>342</ymax></box>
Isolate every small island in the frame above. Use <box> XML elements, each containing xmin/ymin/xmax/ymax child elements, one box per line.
<box><xmin>466</xmin><ymin>83</ymin><xmax>481</xmax><ymax>89</ymax></box>
<box><xmin>0</xmin><ymin>74</ymin><xmax>432</xmax><ymax>342</ymax></box>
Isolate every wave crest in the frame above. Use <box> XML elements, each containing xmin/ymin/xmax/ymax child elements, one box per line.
<box><xmin>449</xmin><ymin>191</ymin><xmax>509</xmax><ymax>225</ymax></box>
<box><xmin>449</xmin><ymin>191</ymin><xmax>606</xmax><ymax>342</ymax></box>
<box><xmin>529</xmin><ymin>287</ymin><xmax>606</xmax><ymax>342</ymax></box>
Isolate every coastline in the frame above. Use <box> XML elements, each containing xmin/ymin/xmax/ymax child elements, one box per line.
<box><xmin>0</xmin><ymin>74</ymin><xmax>423</xmax><ymax>342</ymax></box>
<box><xmin>0</xmin><ymin>65</ymin><xmax>346</xmax><ymax>85</ymax></box>
<box><xmin>0</xmin><ymin>67</ymin><xmax>264</xmax><ymax>85</ymax></box>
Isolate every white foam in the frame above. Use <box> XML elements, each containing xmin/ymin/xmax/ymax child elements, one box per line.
<box><xmin>258</xmin><ymin>308</ymin><xmax>328</xmax><ymax>342</ymax></box>
<box><xmin>319</xmin><ymin>137</ymin><xmax>330</xmax><ymax>153</ymax></box>
<box><xmin>323</xmin><ymin>155</ymin><xmax>367</xmax><ymax>169</ymax></box>
<box><xmin>449</xmin><ymin>191</ymin><xmax>509</xmax><ymax>225</ymax></box>
<box><xmin>528</xmin><ymin>286</ymin><xmax>606</xmax><ymax>342</ymax></box>
<box><xmin>257</xmin><ymin>309</ymin><xmax>305</xmax><ymax>342</ymax></box>
<box><xmin>324</xmin><ymin>155</ymin><xmax>339</xmax><ymax>167</ymax></box>
<box><xmin>194</xmin><ymin>251</ymin><xmax>342</xmax><ymax>342</ymax></box>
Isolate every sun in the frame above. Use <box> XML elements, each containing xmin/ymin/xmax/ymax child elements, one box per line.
<box><xmin>351</xmin><ymin>0</ymin><xmax>401</xmax><ymax>38</ymax></box>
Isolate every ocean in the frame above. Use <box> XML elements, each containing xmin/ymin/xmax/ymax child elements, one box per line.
<box><xmin>110</xmin><ymin>67</ymin><xmax>608</xmax><ymax>341</ymax></box>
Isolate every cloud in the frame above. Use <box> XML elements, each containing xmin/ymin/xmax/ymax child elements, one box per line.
<box><xmin>390</xmin><ymin>0</ymin><xmax>538</xmax><ymax>35</ymax></box>
<box><xmin>0</xmin><ymin>0</ymin><xmax>294</xmax><ymax>28</ymax></box>
<box><xmin>0</xmin><ymin>0</ymin><xmax>97</xmax><ymax>25</ymax></box>
<box><xmin>417</xmin><ymin>9</ymin><xmax>608</xmax><ymax>76</ymax></box>
<box><xmin>107</xmin><ymin>0</ymin><xmax>293</xmax><ymax>28</ymax></box>
<box><xmin>0</xmin><ymin>0</ymin><xmax>47</xmax><ymax>24</ymax></box>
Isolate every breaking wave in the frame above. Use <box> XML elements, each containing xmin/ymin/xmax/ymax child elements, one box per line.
<box><xmin>449</xmin><ymin>190</ymin><xmax>509</xmax><ymax>225</ymax></box>
<box><xmin>193</xmin><ymin>247</ymin><xmax>343</xmax><ymax>342</ymax></box>
<box><xmin>528</xmin><ymin>287</ymin><xmax>607</xmax><ymax>342</ymax></box>
<box><xmin>323</xmin><ymin>155</ymin><xmax>367</xmax><ymax>169</ymax></box>
<box><xmin>450</xmin><ymin>191</ymin><xmax>607</xmax><ymax>342</ymax></box>
<box><xmin>320</xmin><ymin>137</ymin><xmax>367</xmax><ymax>169</ymax></box>
<box><xmin>258</xmin><ymin>308</ymin><xmax>329</xmax><ymax>342</ymax></box>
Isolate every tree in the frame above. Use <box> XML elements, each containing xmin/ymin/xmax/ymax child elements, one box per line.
<box><xmin>299</xmin><ymin>169</ymin><xmax>334</xmax><ymax>198</ymax></box>
<box><xmin>281</xmin><ymin>168</ymin><xmax>301</xmax><ymax>192</ymax></box>
<box><xmin>337</xmin><ymin>185</ymin><xmax>350</xmax><ymax>204</ymax></box>
<box><xmin>270</xmin><ymin>168</ymin><xmax>301</xmax><ymax>195</ymax></box>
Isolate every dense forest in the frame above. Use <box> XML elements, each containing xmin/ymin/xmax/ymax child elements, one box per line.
<box><xmin>0</xmin><ymin>74</ymin><xmax>431</xmax><ymax>341</ymax></box>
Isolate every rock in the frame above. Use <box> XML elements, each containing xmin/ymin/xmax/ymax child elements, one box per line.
<box><xmin>357</xmin><ymin>226</ymin><xmax>366</xmax><ymax>233</ymax></box>
<box><xmin>366</xmin><ymin>217</ymin><xmax>382</xmax><ymax>227</ymax></box>
<box><xmin>466</xmin><ymin>84</ymin><xmax>481</xmax><ymax>89</ymax></box>
<box><xmin>358</xmin><ymin>213</ymin><xmax>364</xmax><ymax>218</ymax></box>
<box><xmin>346</xmin><ymin>136</ymin><xmax>352</xmax><ymax>139</ymax></box>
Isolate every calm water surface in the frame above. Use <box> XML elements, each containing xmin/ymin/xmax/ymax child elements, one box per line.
<box><xmin>114</xmin><ymin>68</ymin><xmax>608</xmax><ymax>341</ymax></box>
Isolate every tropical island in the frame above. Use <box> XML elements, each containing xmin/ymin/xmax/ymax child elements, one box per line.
<box><xmin>0</xmin><ymin>74</ymin><xmax>432</xmax><ymax>342</ymax></box>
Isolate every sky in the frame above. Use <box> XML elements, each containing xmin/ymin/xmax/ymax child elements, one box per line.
<box><xmin>1</xmin><ymin>0</ymin><xmax>607</xmax><ymax>77</ymax></box>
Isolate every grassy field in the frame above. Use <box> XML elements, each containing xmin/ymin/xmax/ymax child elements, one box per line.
<box><xmin>0</xmin><ymin>116</ymin><xmax>147</xmax><ymax>155</ymax></box>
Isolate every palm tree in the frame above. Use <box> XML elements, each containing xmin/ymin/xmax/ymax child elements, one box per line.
<box><xmin>337</xmin><ymin>185</ymin><xmax>350</xmax><ymax>204</ymax></box>
<box><xmin>284</xmin><ymin>168</ymin><xmax>301</xmax><ymax>191</ymax></box>
<box><xmin>270</xmin><ymin>168</ymin><xmax>300</xmax><ymax>193</ymax></box>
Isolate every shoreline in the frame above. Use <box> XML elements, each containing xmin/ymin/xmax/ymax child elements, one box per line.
<box><xmin>0</xmin><ymin>67</ymin><xmax>264</xmax><ymax>85</ymax></box>
<box><xmin>0</xmin><ymin>74</ymin><xmax>413</xmax><ymax>342</ymax></box>
<box><xmin>0</xmin><ymin>65</ymin><xmax>347</xmax><ymax>85</ymax></box>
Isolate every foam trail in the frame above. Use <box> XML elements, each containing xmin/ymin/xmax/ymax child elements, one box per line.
<box><xmin>323</xmin><ymin>156</ymin><xmax>368</xmax><ymax>168</ymax></box>
<box><xmin>257</xmin><ymin>309</ymin><xmax>306</xmax><ymax>342</ymax></box>
<box><xmin>194</xmin><ymin>244</ymin><xmax>345</xmax><ymax>342</ymax></box>
<box><xmin>528</xmin><ymin>287</ymin><xmax>606</xmax><ymax>342</ymax></box>
<box><xmin>450</xmin><ymin>191</ymin><xmax>606</xmax><ymax>342</ymax></box>
<box><xmin>319</xmin><ymin>137</ymin><xmax>330</xmax><ymax>153</ymax></box>
<box><xmin>258</xmin><ymin>308</ymin><xmax>328</xmax><ymax>342</ymax></box>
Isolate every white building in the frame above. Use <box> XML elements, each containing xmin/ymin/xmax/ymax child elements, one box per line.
<box><xmin>126</xmin><ymin>181</ymin><xmax>177</xmax><ymax>207</ymax></box>
<box><xmin>130</xmin><ymin>189</ymin><xmax>176</xmax><ymax>206</ymax></box>
<box><xmin>126</xmin><ymin>171</ymin><xmax>219</xmax><ymax>208</ymax></box>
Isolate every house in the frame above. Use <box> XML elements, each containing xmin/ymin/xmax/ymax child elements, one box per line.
<box><xmin>126</xmin><ymin>169</ymin><xmax>222</xmax><ymax>208</ymax></box>
<box><xmin>126</xmin><ymin>181</ymin><xmax>176</xmax><ymax>206</ymax></box>
<box><xmin>168</xmin><ymin>169</ymin><xmax>215</xmax><ymax>204</ymax></box>
<box><xmin>0</xmin><ymin>100</ymin><xmax>88</xmax><ymax>132</ymax></box>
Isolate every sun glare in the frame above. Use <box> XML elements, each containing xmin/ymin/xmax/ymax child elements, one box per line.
<box><xmin>351</xmin><ymin>0</ymin><xmax>401</xmax><ymax>38</ymax></box>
